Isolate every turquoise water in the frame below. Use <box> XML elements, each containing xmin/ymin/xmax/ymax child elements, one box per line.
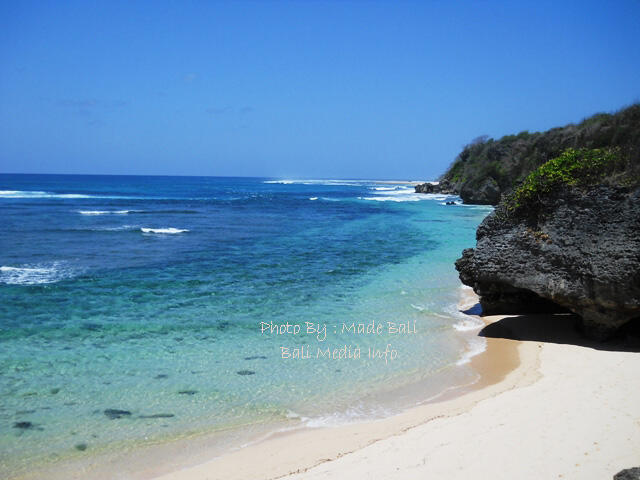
<box><xmin>0</xmin><ymin>175</ymin><xmax>492</xmax><ymax>475</ymax></box>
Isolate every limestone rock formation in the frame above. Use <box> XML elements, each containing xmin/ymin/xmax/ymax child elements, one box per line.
<box><xmin>455</xmin><ymin>185</ymin><xmax>640</xmax><ymax>339</ymax></box>
<box><xmin>459</xmin><ymin>176</ymin><xmax>501</xmax><ymax>205</ymax></box>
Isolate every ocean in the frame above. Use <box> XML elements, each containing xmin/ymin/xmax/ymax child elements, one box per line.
<box><xmin>0</xmin><ymin>174</ymin><xmax>492</xmax><ymax>476</ymax></box>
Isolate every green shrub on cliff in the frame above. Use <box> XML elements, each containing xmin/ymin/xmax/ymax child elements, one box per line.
<box><xmin>506</xmin><ymin>148</ymin><xmax>623</xmax><ymax>212</ymax></box>
<box><xmin>439</xmin><ymin>103</ymin><xmax>640</xmax><ymax>204</ymax></box>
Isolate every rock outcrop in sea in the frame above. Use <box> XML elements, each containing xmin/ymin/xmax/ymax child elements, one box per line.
<box><xmin>414</xmin><ymin>179</ymin><xmax>455</xmax><ymax>195</ymax></box>
<box><xmin>455</xmin><ymin>147</ymin><xmax>640</xmax><ymax>340</ymax></box>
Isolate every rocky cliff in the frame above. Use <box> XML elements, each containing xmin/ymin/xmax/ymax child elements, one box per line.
<box><xmin>455</xmin><ymin>147</ymin><xmax>640</xmax><ymax>339</ymax></box>
<box><xmin>420</xmin><ymin>104</ymin><xmax>640</xmax><ymax>204</ymax></box>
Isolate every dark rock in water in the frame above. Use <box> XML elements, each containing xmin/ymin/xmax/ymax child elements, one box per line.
<box><xmin>178</xmin><ymin>389</ymin><xmax>197</xmax><ymax>395</ymax></box>
<box><xmin>456</xmin><ymin>185</ymin><xmax>640</xmax><ymax>340</ymax></box>
<box><xmin>415</xmin><ymin>182</ymin><xmax>437</xmax><ymax>194</ymax></box>
<box><xmin>139</xmin><ymin>413</ymin><xmax>175</xmax><ymax>419</ymax></box>
<box><xmin>414</xmin><ymin>180</ymin><xmax>456</xmax><ymax>195</ymax></box>
<box><xmin>16</xmin><ymin>410</ymin><xmax>37</xmax><ymax>415</ymax></box>
<box><xmin>236</xmin><ymin>370</ymin><xmax>255</xmax><ymax>376</ymax></box>
<box><xmin>75</xmin><ymin>442</ymin><xmax>88</xmax><ymax>451</ymax></box>
<box><xmin>445</xmin><ymin>201</ymin><xmax>456</xmax><ymax>205</ymax></box>
<box><xmin>154</xmin><ymin>374</ymin><xmax>169</xmax><ymax>379</ymax></box>
<box><xmin>614</xmin><ymin>467</ymin><xmax>640</xmax><ymax>480</ymax></box>
<box><xmin>244</xmin><ymin>355</ymin><xmax>267</xmax><ymax>360</ymax></box>
<box><xmin>50</xmin><ymin>388</ymin><xmax>60</xmax><ymax>395</ymax></box>
<box><xmin>104</xmin><ymin>409</ymin><xmax>132</xmax><ymax>419</ymax></box>
<box><xmin>13</xmin><ymin>421</ymin><xmax>34</xmax><ymax>430</ymax></box>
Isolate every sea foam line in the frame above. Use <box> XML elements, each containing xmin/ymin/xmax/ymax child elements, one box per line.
<box><xmin>456</xmin><ymin>337</ymin><xmax>487</xmax><ymax>365</ymax></box>
<box><xmin>140</xmin><ymin>227</ymin><xmax>189</xmax><ymax>234</ymax></box>
<box><xmin>0</xmin><ymin>262</ymin><xmax>77</xmax><ymax>285</ymax></box>
<box><xmin>78</xmin><ymin>210</ymin><xmax>138</xmax><ymax>215</ymax></box>
<box><xmin>0</xmin><ymin>190</ymin><xmax>143</xmax><ymax>199</ymax></box>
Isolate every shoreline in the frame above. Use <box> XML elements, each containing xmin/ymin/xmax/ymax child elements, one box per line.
<box><xmin>11</xmin><ymin>289</ymin><xmax>524</xmax><ymax>480</ymax></box>
<box><xmin>143</xmin><ymin>306</ymin><xmax>640</xmax><ymax>480</ymax></box>
<box><xmin>14</xmin><ymin>292</ymin><xmax>639</xmax><ymax>479</ymax></box>
<box><xmin>147</xmin><ymin>295</ymin><xmax>541</xmax><ymax>480</ymax></box>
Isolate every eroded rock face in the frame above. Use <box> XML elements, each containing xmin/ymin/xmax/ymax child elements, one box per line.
<box><xmin>460</xmin><ymin>177</ymin><xmax>501</xmax><ymax>205</ymax></box>
<box><xmin>455</xmin><ymin>185</ymin><xmax>640</xmax><ymax>340</ymax></box>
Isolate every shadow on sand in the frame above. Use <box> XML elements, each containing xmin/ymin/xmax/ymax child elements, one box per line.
<box><xmin>464</xmin><ymin>304</ymin><xmax>640</xmax><ymax>353</ymax></box>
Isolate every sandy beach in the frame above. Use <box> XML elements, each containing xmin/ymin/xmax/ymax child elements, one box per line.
<box><xmin>142</xmin><ymin>299</ymin><xmax>639</xmax><ymax>480</ymax></box>
<box><xmin>4</xmin><ymin>4</ymin><xmax>639</xmax><ymax>479</ymax></box>
<box><xmin>14</xmin><ymin>294</ymin><xmax>639</xmax><ymax>480</ymax></box>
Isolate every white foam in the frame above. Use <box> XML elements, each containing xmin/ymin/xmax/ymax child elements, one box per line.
<box><xmin>410</xmin><ymin>303</ymin><xmax>425</xmax><ymax>311</ymax></box>
<box><xmin>0</xmin><ymin>262</ymin><xmax>75</xmax><ymax>285</ymax></box>
<box><xmin>140</xmin><ymin>227</ymin><xmax>189</xmax><ymax>234</ymax></box>
<box><xmin>264</xmin><ymin>179</ymin><xmax>375</xmax><ymax>187</ymax></box>
<box><xmin>285</xmin><ymin>410</ymin><xmax>305</xmax><ymax>420</ymax></box>
<box><xmin>0</xmin><ymin>190</ymin><xmax>50</xmax><ymax>198</ymax></box>
<box><xmin>441</xmin><ymin>301</ymin><xmax>485</xmax><ymax>332</ymax></box>
<box><xmin>78</xmin><ymin>210</ymin><xmax>134</xmax><ymax>215</ymax></box>
<box><xmin>94</xmin><ymin>224</ymin><xmax>139</xmax><ymax>231</ymax></box>
<box><xmin>0</xmin><ymin>189</ymin><xmax>126</xmax><ymax>199</ymax></box>
<box><xmin>452</xmin><ymin>317</ymin><xmax>485</xmax><ymax>331</ymax></box>
<box><xmin>456</xmin><ymin>337</ymin><xmax>487</xmax><ymax>365</ymax></box>
<box><xmin>1</xmin><ymin>190</ymin><xmax>92</xmax><ymax>198</ymax></box>
<box><xmin>360</xmin><ymin>195</ymin><xmax>422</xmax><ymax>202</ymax></box>
<box><xmin>309</xmin><ymin>197</ymin><xmax>318</xmax><ymax>200</ymax></box>
<box><xmin>460</xmin><ymin>204</ymin><xmax>495</xmax><ymax>211</ymax></box>
<box><xmin>303</xmin><ymin>404</ymin><xmax>394</xmax><ymax>428</ymax></box>
<box><xmin>360</xmin><ymin>184</ymin><xmax>460</xmax><ymax>203</ymax></box>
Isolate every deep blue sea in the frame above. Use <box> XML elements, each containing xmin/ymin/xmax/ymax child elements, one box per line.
<box><xmin>0</xmin><ymin>174</ymin><xmax>492</xmax><ymax>476</ymax></box>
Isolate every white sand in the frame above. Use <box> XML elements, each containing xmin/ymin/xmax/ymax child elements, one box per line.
<box><xmin>284</xmin><ymin>338</ymin><xmax>640</xmax><ymax>480</ymax></box>
<box><xmin>151</xmin><ymin>313</ymin><xmax>640</xmax><ymax>480</ymax></box>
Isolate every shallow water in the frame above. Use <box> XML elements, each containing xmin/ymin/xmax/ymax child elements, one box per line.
<box><xmin>0</xmin><ymin>174</ymin><xmax>492</xmax><ymax>475</ymax></box>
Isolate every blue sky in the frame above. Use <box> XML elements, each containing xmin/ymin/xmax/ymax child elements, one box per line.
<box><xmin>1</xmin><ymin>1</ymin><xmax>639</xmax><ymax>179</ymax></box>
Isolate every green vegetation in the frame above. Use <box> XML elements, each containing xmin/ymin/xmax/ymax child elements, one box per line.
<box><xmin>506</xmin><ymin>148</ymin><xmax>622</xmax><ymax>212</ymax></box>
<box><xmin>440</xmin><ymin>103</ymin><xmax>640</xmax><ymax>203</ymax></box>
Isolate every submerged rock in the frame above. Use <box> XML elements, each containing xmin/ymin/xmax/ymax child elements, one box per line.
<box><xmin>13</xmin><ymin>421</ymin><xmax>34</xmax><ymax>430</ymax></box>
<box><xmin>456</xmin><ymin>184</ymin><xmax>640</xmax><ymax>339</ymax></box>
<box><xmin>236</xmin><ymin>370</ymin><xmax>255</xmax><ymax>376</ymax></box>
<box><xmin>178</xmin><ymin>389</ymin><xmax>197</xmax><ymax>395</ymax></box>
<box><xmin>104</xmin><ymin>409</ymin><xmax>132</xmax><ymax>419</ymax></box>
<box><xmin>75</xmin><ymin>442</ymin><xmax>88</xmax><ymax>451</ymax></box>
